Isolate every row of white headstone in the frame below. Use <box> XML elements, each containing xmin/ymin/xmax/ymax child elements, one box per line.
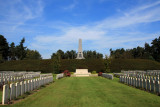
<box><xmin>121</xmin><ymin>70</ymin><xmax>160</xmax><ymax>75</ymax></box>
<box><xmin>56</xmin><ymin>73</ymin><xmax>64</xmax><ymax>79</ymax></box>
<box><xmin>2</xmin><ymin>76</ymin><xmax>53</xmax><ymax>105</ymax></box>
<box><xmin>119</xmin><ymin>75</ymin><xmax>160</xmax><ymax>95</ymax></box>
<box><xmin>0</xmin><ymin>72</ymin><xmax>41</xmax><ymax>85</ymax></box>
<box><xmin>0</xmin><ymin>71</ymin><xmax>41</xmax><ymax>77</ymax></box>
<box><xmin>102</xmin><ymin>73</ymin><xmax>113</xmax><ymax>80</ymax></box>
<box><xmin>0</xmin><ymin>75</ymin><xmax>36</xmax><ymax>84</ymax></box>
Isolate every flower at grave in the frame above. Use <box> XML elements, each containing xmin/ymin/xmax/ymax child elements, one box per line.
<box><xmin>98</xmin><ymin>72</ymin><xmax>102</xmax><ymax>76</ymax></box>
<box><xmin>63</xmin><ymin>70</ymin><xmax>71</xmax><ymax>77</ymax></box>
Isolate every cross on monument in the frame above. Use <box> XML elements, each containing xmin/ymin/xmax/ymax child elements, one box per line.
<box><xmin>76</xmin><ymin>39</ymin><xmax>85</xmax><ymax>59</ymax></box>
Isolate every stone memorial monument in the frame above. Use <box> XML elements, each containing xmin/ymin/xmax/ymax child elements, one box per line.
<box><xmin>76</xmin><ymin>39</ymin><xmax>85</xmax><ymax>59</ymax></box>
<box><xmin>74</xmin><ymin>69</ymin><xmax>91</xmax><ymax>77</ymax></box>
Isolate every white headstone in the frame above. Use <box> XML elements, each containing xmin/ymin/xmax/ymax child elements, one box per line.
<box><xmin>2</xmin><ymin>84</ymin><xmax>9</xmax><ymax>104</ymax></box>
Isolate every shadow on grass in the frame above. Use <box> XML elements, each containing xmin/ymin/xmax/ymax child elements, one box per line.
<box><xmin>118</xmin><ymin>80</ymin><xmax>160</xmax><ymax>96</ymax></box>
<box><xmin>8</xmin><ymin>82</ymin><xmax>53</xmax><ymax>105</ymax></box>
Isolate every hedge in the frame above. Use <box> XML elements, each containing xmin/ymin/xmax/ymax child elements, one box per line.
<box><xmin>110</xmin><ymin>59</ymin><xmax>160</xmax><ymax>72</ymax></box>
<box><xmin>0</xmin><ymin>59</ymin><xmax>160</xmax><ymax>73</ymax></box>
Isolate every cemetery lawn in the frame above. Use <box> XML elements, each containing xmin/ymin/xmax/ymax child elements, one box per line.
<box><xmin>5</xmin><ymin>77</ymin><xmax>160</xmax><ymax>107</ymax></box>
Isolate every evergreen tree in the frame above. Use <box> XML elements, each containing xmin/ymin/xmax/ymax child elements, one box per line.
<box><xmin>151</xmin><ymin>36</ymin><xmax>160</xmax><ymax>61</ymax></box>
<box><xmin>9</xmin><ymin>42</ymin><xmax>16</xmax><ymax>60</ymax></box>
<box><xmin>15</xmin><ymin>38</ymin><xmax>27</xmax><ymax>60</ymax></box>
<box><xmin>0</xmin><ymin>35</ymin><xmax>9</xmax><ymax>60</ymax></box>
<box><xmin>26</xmin><ymin>49</ymin><xmax>42</xmax><ymax>59</ymax></box>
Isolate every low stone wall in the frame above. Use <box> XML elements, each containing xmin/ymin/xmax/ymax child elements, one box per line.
<box><xmin>102</xmin><ymin>73</ymin><xmax>113</xmax><ymax>80</ymax></box>
<box><xmin>2</xmin><ymin>76</ymin><xmax>53</xmax><ymax>104</ymax></box>
<box><xmin>119</xmin><ymin>75</ymin><xmax>160</xmax><ymax>95</ymax></box>
<box><xmin>56</xmin><ymin>73</ymin><xmax>64</xmax><ymax>79</ymax></box>
<box><xmin>90</xmin><ymin>74</ymin><xmax>98</xmax><ymax>77</ymax></box>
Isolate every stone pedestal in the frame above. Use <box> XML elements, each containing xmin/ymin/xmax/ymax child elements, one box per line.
<box><xmin>74</xmin><ymin>69</ymin><xmax>91</xmax><ymax>77</ymax></box>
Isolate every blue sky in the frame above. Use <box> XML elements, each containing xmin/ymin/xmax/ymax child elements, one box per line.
<box><xmin>0</xmin><ymin>0</ymin><xmax>160</xmax><ymax>59</ymax></box>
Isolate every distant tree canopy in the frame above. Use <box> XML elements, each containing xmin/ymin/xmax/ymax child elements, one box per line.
<box><xmin>25</xmin><ymin>49</ymin><xmax>42</xmax><ymax>60</ymax></box>
<box><xmin>51</xmin><ymin>50</ymin><xmax>103</xmax><ymax>59</ymax></box>
<box><xmin>110</xmin><ymin>36</ymin><xmax>160</xmax><ymax>62</ymax></box>
<box><xmin>51</xmin><ymin>49</ymin><xmax>76</xmax><ymax>59</ymax></box>
<box><xmin>83</xmin><ymin>50</ymin><xmax>103</xmax><ymax>59</ymax></box>
<box><xmin>1</xmin><ymin>33</ymin><xmax>160</xmax><ymax>62</ymax></box>
<box><xmin>0</xmin><ymin>34</ymin><xmax>42</xmax><ymax>61</ymax></box>
<box><xmin>15</xmin><ymin>38</ymin><xmax>27</xmax><ymax>60</ymax></box>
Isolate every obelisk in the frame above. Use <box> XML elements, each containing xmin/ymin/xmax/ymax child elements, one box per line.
<box><xmin>76</xmin><ymin>39</ymin><xmax>85</xmax><ymax>59</ymax></box>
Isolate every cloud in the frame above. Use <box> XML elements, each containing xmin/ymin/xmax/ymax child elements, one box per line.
<box><xmin>29</xmin><ymin>1</ymin><xmax>160</xmax><ymax>58</ymax></box>
<box><xmin>97</xmin><ymin>1</ymin><xmax>160</xmax><ymax>29</ymax></box>
<box><xmin>0</xmin><ymin>0</ymin><xmax>44</xmax><ymax>30</ymax></box>
<box><xmin>1</xmin><ymin>0</ymin><xmax>160</xmax><ymax>59</ymax></box>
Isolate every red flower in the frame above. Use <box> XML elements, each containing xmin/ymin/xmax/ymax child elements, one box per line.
<box><xmin>98</xmin><ymin>72</ymin><xmax>102</xmax><ymax>76</ymax></box>
<box><xmin>63</xmin><ymin>70</ymin><xmax>70</xmax><ymax>77</ymax></box>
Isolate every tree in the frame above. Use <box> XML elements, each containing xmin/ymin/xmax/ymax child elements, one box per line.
<box><xmin>109</xmin><ymin>36</ymin><xmax>160</xmax><ymax>61</ymax></box>
<box><xmin>144</xmin><ymin>43</ymin><xmax>151</xmax><ymax>53</ymax></box>
<box><xmin>15</xmin><ymin>38</ymin><xmax>27</xmax><ymax>60</ymax></box>
<box><xmin>70</xmin><ymin>50</ymin><xmax>76</xmax><ymax>59</ymax></box>
<box><xmin>26</xmin><ymin>49</ymin><xmax>42</xmax><ymax>59</ymax></box>
<box><xmin>51</xmin><ymin>50</ymin><xmax>76</xmax><ymax>59</ymax></box>
<box><xmin>51</xmin><ymin>53</ymin><xmax>57</xmax><ymax>59</ymax></box>
<box><xmin>151</xmin><ymin>36</ymin><xmax>160</xmax><ymax>61</ymax></box>
<box><xmin>83</xmin><ymin>50</ymin><xmax>103</xmax><ymax>59</ymax></box>
<box><xmin>64</xmin><ymin>51</ymin><xmax>71</xmax><ymax>59</ymax></box>
<box><xmin>56</xmin><ymin>49</ymin><xmax>65</xmax><ymax>59</ymax></box>
<box><xmin>104</xmin><ymin>55</ymin><xmax>111</xmax><ymax>73</ymax></box>
<box><xmin>9</xmin><ymin>42</ymin><xmax>16</xmax><ymax>60</ymax></box>
<box><xmin>0</xmin><ymin>35</ymin><xmax>9</xmax><ymax>60</ymax></box>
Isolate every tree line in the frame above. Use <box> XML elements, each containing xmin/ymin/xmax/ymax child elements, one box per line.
<box><xmin>0</xmin><ymin>34</ymin><xmax>104</xmax><ymax>62</ymax></box>
<box><xmin>110</xmin><ymin>36</ymin><xmax>160</xmax><ymax>62</ymax></box>
<box><xmin>51</xmin><ymin>50</ymin><xmax>103</xmax><ymax>59</ymax></box>
<box><xmin>2</xmin><ymin>34</ymin><xmax>159</xmax><ymax>62</ymax></box>
<box><xmin>0</xmin><ymin>35</ymin><xmax>42</xmax><ymax>61</ymax></box>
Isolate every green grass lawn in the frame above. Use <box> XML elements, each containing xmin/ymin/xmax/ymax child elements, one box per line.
<box><xmin>2</xmin><ymin>77</ymin><xmax>160</xmax><ymax>107</ymax></box>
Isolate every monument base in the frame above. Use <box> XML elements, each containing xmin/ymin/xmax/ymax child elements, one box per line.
<box><xmin>74</xmin><ymin>69</ymin><xmax>91</xmax><ymax>77</ymax></box>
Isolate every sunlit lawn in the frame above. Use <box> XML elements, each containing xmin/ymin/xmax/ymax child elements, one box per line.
<box><xmin>1</xmin><ymin>77</ymin><xmax>160</xmax><ymax>107</ymax></box>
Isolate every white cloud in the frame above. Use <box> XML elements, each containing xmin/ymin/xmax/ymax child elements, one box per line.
<box><xmin>29</xmin><ymin>1</ymin><xmax>160</xmax><ymax>58</ymax></box>
<box><xmin>0</xmin><ymin>0</ymin><xmax>44</xmax><ymax>30</ymax></box>
<box><xmin>1</xmin><ymin>0</ymin><xmax>160</xmax><ymax>59</ymax></box>
<box><xmin>97</xmin><ymin>3</ymin><xmax>160</xmax><ymax>29</ymax></box>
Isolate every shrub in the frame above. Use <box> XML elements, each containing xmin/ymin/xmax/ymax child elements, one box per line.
<box><xmin>98</xmin><ymin>72</ymin><xmax>102</xmax><ymax>76</ymax></box>
<box><xmin>106</xmin><ymin>68</ymin><xmax>110</xmax><ymax>73</ymax></box>
<box><xmin>114</xmin><ymin>74</ymin><xmax>120</xmax><ymax>78</ymax></box>
<box><xmin>91</xmin><ymin>71</ymin><xmax>97</xmax><ymax>74</ymax></box>
<box><xmin>70</xmin><ymin>72</ymin><xmax>74</xmax><ymax>75</ymax></box>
